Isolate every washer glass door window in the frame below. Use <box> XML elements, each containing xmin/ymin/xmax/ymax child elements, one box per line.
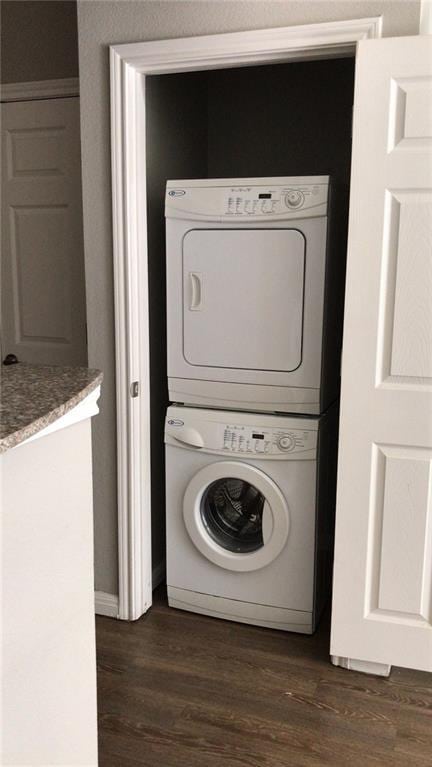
<box><xmin>202</xmin><ymin>477</ymin><xmax>265</xmax><ymax>553</ymax></box>
<box><xmin>183</xmin><ymin>461</ymin><xmax>290</xmax><ymax>572</ymax></box>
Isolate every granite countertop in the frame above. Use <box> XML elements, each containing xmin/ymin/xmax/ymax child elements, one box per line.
<box><xmin>0</xmin><ymin>363</ymin><xmax>103</xmax><ymax>454</ymax></box>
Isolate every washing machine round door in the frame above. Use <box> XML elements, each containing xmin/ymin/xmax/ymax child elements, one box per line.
<box><xmin>183</xmin><ymin>461</ymin><xmax>290</xmax><ymax>572</ymax></box>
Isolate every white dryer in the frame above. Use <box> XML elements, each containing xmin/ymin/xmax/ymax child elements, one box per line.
<box><xmin>166</xmin><ymin>176</ymin><xmax>342</xmax><ymax>415</ymax></box>
<box><xmin>165</xmin><ymin>404</ymin><xmax>338</xmax><ymax>633</ymax></box>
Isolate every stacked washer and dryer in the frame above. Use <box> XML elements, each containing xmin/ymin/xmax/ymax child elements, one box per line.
<box><xmin>164</xmin><ymin>177</ymin><xmax>342</xmax><ymax>634</ymax></box>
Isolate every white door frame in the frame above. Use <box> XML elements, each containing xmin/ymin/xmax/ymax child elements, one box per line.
<box><xmin>110</xmin><ymin>17</ymin><xmax>382</xmax><ymax>621</ymax></box>
<box><xmin>0</xmin><ymin>78</ymin><xmax>80</xmax><ymax>102</ymax></box>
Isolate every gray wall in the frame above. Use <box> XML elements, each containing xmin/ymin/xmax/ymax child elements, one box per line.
<box><xmin>1</xmin><ymin>1</ymin><xmax>79</xmax><ymax>83</ymax></box>
<box><xmin>77</xmin><ymin>0</ymin><xmax>421</xmax><ymax>596</ymax></box>
<box><xmin>207</xmin><ymin>59</ymin><xmax>354</xmax><ymax>185</ymax></box>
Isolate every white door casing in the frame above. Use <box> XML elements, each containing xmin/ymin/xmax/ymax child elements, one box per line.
<box><xmin>110</xmin><ymin>18</ymin><xmax>381</xmax><ymax>621</ymax></box>
<box><xmin>331</xmin><ymin>35</ymin><xmax>432</xmax><ymax>673</ymax></box>
<box><xmin>1</xmin><ymin>97</ymin><xmax>87</xmax><ymax>366</ymax></box>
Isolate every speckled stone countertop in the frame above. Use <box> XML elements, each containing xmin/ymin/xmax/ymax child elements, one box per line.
<box><xmin>0</xmin><ymin>363</ymin><xmax>103</xmax><ymax>454</ymax></box>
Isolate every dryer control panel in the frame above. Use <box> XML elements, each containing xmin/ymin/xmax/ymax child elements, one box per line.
<box><xmin>223</xmin><ymin>184</ymin><xmax>326</xmax><ymax>217</ymax></box>
<box><xmin>165</xmin><ymin>177</ymin><xmax>329</xmax><ymax>221</ymax></box>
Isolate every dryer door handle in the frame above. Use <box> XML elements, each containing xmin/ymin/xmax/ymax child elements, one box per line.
<box><xmin>171</xmin><ymin>427</ymin><xmax>205</xmax><ymax>449</ymax></box>
<box><xmin>189</xmin><ymin>272</ymin><xmax>202</xmax><ymax>311</ymax></box>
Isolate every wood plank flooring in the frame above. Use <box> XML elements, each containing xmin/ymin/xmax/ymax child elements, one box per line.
<box><xmin>96</xmin><ymin>587</ymin><xmax>432</xmax><ymax>767</ymax></box>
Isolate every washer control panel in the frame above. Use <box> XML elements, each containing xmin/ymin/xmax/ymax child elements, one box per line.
<box><xmin>221</xmin><ymin>423</ymin><xmax>317</xmax><ymax>455</ymax></box>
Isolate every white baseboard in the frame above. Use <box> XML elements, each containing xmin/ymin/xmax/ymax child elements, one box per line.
<box><xmin>95</xmin><ymin>591</ymin><xmax>119</xmax><ymax>618</ymax></box>
<box><xmin>152</xmin><ymin>558</ymin><xmax>166</xmax><ymax>590</ymax></box>
<box><xmin>95</xmin><ymin>562</ymin><xmax>164</xmax><ymax>619</ymax></box>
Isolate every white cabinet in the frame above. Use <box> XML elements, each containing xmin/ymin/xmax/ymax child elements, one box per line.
<box><xmin>1</xmin><ymin>398</ymin><xmax>99</xmax><ymax>766</ymax></box>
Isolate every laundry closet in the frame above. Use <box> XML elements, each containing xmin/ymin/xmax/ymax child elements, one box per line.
<box><xmin>145</xmin><ymin>57</ymin><xmax>355</xmax><ymax>627</ymax></box>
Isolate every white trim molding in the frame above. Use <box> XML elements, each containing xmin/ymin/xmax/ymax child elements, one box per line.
<box><xmin>113</xmin><ymin>17</ymin><xmax>382</xmax><ymax>74</ymax></box>
<box><xmin>420</xmin><ymin>0</ymin><xmax>432</xmax><ymax>34</ymax></box>
<box><xmin>110</xmin><ymin>18</ymin><xmax>382</xmax><ymax>622</ymax></box>
<box><xmin>95</xmin><ymin>591</ymin><xmax>120</xmax><ymax>618</ymax></box>
<box><xmin>1</xmin><ymin>77</ymin><xmax>79</xmax><ymax>103</ymax></box>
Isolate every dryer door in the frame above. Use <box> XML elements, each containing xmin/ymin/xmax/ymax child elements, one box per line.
<box><xmin>183</xmin><ymin>461</ymin><xmax>290</xmax><ymax>572</ymax></box>
<box><xmin>183</xmin><ymin>229</ymin><xmax>305</xmax><ymax>372</ymax></box>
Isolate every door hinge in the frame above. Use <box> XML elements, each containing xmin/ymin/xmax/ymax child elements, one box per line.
<box><xmin>130</xmin><ymin>381</ymin><xmax>139</xmax><ymax>398</ymax></box>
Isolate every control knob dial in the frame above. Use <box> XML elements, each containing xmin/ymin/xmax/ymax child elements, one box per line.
<box><xmin>277</xmin><ymin>434</ymin><xmax>295</xmax><ymax>452</ymax></box>
<box><xmin>284</xmin><ymin>190</ymin><xmax>304</xmax><ymax>209</ymax></box>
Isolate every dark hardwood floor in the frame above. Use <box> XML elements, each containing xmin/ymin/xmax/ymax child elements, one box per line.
<box><xmin>97</xmin><ymin>587</ymin><xmax>432</xmax><ymax>767</ymax></box>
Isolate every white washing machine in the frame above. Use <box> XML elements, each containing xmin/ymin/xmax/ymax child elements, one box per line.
<box><xmin>165</xmin><ymin>403</ymin><xmax>338</xmax><ymax>633</ymax></box>
<box><xmin>166</xmin><ymin>176</ymin><xmax>343</xmax><ymax>415</ymax></box>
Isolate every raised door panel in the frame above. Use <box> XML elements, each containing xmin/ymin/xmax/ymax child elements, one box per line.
<box><xmin>7</xmin><ymin>127</ymin><xmax>67</xmax><ymax>178</ymax></box>
<box><xmin>9</xmin><ymin>206</ymin><xmax>72</xmax><ymax>345</ymax></box>
<box><xmin>388</xmin><ymin>195</ymin><xmax>432</xmax><ymax>381</ymax></box>
<box><xmin>388</xmin><ymin>76</ymin><xmax>432</xmax><ymax>151</ymax></box>
<box><xmin>367</xmin><ymin>445</ymin><xmax>432</xmax><ymax>624</ymax></box>
<box><xmin>1</xmin><ymin>98</ymin><xmax>87</xmax><ymax>366</ymax></box>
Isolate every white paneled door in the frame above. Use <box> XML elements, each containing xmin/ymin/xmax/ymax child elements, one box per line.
<box><xmin>331</xmin><ymin>35</ymin><xmax>432</xmax><ymax>674</ymax></box>
<box><xmin>1</xmin><ymin>98</ymin><xmax>87</xmax><ymax>366</ymax></box>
